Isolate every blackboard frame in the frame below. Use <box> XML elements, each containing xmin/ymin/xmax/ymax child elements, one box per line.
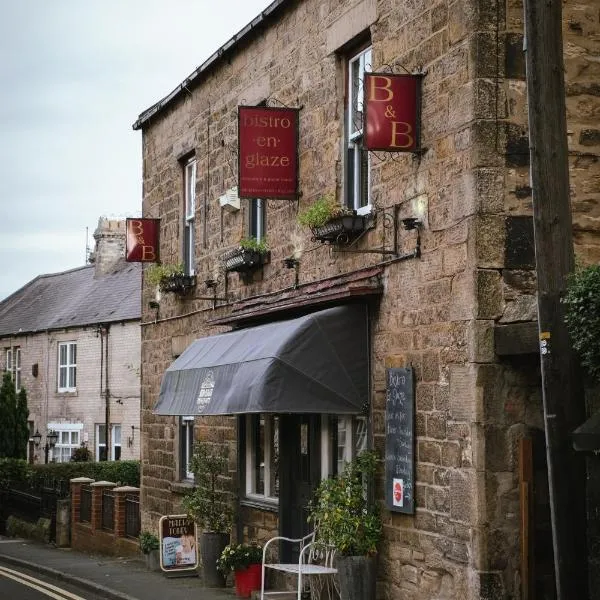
<box><xmin>385</xmin><ymin>367</ymin><xmax>415</xmax><ymax>514</ymax></box>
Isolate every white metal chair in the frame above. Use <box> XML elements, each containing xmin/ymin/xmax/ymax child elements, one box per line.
<box><xmin>260</xmin><ymin>531</ymin><xmax>338</xmax><ymax>600</ymax></box>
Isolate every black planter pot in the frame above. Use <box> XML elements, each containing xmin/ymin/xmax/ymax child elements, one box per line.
<box><xmin>222</xmin><ymin>248</ymin><xmax>268</xmax><ymax>273</ymax></box>
<box><xmin>310</xmin><ymin>214</ymin><xmax>371</xmax><ymax>244</ymax></box>
<box><xmin>159</xmin><ymin>273</ymin><xmax>196</xmax><ymax>295</ymax></box>
<box><xmin>200</xmin><ymin>532</ymin><xmax>229</xmax><ymax>587</ymax></box>
<box><xmin>336</xmin><ymin>555</ymin><xmax>377</xmax><ymax>600</ymax></box>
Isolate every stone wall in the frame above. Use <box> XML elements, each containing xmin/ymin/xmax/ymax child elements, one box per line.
<box><xmin>137</xmin><ymin>1</ymin><xmax>600</xmax><ymax>598</ymax></box>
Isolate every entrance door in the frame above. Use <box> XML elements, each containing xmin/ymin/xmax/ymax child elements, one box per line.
<box><xmin>278</xmin><ymin>414</ymin><xmax>321</xmax><ymax>562</ymax></box>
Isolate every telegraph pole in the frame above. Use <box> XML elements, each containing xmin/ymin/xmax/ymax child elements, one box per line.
<box><xmin>523</xmin><ymin>1</ymin><xmax>588</xmax><ymax>598</ymax></box>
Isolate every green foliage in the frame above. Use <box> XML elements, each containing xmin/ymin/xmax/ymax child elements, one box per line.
<box><xmin>562</xmin><ymin>264</ymin><xmax>600</xmax><ymax>383</ymax></box>
<box><xmin>29</xmin><ymin>460</ymin><xmax>140</xmax><ymax>487</ymax></box>
<box><xmin>239</xmin><ymin>237</ymin><xmax>269</xmax><ymax>254</ymax></box>
<box><xmin>217</xmin><ymin>542</ymin><xmax>263</xmax><ymax>574</ymax></box>
<box><xmin>297</xmin><ymin>195</ymin><xmax>345</xmax><ymax>229</ymax></box>
<box><xmin>14</xmin><ymin>388</ymin><xmax>29</xmax><ymax>460</ymax></box>
<box><xmin>139</xmin><ymin>530</ymin><xmax>160</xmax><ymax>554</ymax></box>
<box><xmin>0</xmin><ymin>372</ymin><xmax>16</xmax><ymax>458</ymax></box>
<box><xmin>146</xmin><ymin>263</ymin><xmax>184</xmax><ymax>287</ymax></box>
<box><xmin>70</xmin><ymin>444</ymin><xmax>92</xmax><ymax>462</ymax></box>
<box><xmin>182</xmin><ymin>441</ymin><xmax>233</xmax><ymax>533</ymax></box>
<box><xmin>0</xmin><ymin>458</ymin><xmax>29</xmax><ymax>488</ymax></box>
<box><xmin>308</xmin><ymin>450</ymin><xmax>382</xmax><ymax>557</ymax></box>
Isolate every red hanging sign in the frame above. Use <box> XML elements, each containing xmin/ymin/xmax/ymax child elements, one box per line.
<box><xmin>364</xmin><ymin>73</ymin><xmax>421</xmax><ymax>152</ymax></box>
<box><xmin>125</xmin><ymin>218</ymin><xmax>160</xmax><ymax>262</ymax></box>
<box><xmin>238</xmin><ymin>106</ymin><xmax>299</xmax><ymax>199</ymax></box>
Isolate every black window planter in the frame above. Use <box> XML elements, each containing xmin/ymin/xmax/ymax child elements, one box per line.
<box><xmin>310</xmin><ymin>213</ymin><xmax>372</xmax><ymax>244</ymax></box>
<box><xmin>222</xmin><ymin>248</ymin><xmax>269</xmax><ymax>273</ymax></box>
<box><xmin>159</xmin><ymin>273</ymin><xmax>196</xmax><ymax>295</ymax></box>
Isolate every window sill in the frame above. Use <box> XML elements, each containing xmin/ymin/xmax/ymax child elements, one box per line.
<box><xmin>240</xmin><ymin>498</ymin><xmax>278</xmax><ymax>513</ymax></box>
<box><xmin>169</xmin><ymin>481</ymin><xmax>195</xmax><ymax>495</ymax></box>
<box><xmin>56</xmin><ymin>391</ymin><xmax>78</xmax><ymax>397</ymax></box>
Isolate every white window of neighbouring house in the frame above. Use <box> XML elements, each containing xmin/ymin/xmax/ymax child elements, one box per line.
<box><xmin>183</xmin><ymin>157</ymin><xmax>196</xmax><ymax>276</ymax></box>
<box><xmin>55</xmin><ymin>430</ymin><xmax>80</xmax><ymax>463</ymax></box>
<box><xmin>180</xmin><ymin>416</ymin><xmax>195</xmax><ymax>480</ymax></box>
<box><xmin>96</xmin><ymin>424</ymin><xmax>122</xmax><ymax>461</ymax></box>
<box><xmin>249</xmin><ymin>198</ymin><xmax>266</xmax><ymax>242</ymax></box>
<box><xmin>58</xmin><ymin>342</ymin><xmax>77</xmax><ymax>392</ymax></box>
<box><xmin>346</xmin><ymin>45</ymin><xmax>372</xmax><ymax>213</ymax></box>
<box><xmin>5</xmin><ymin>347</ymin><xmax>21</xmax><ymax>391</ymax></box>
<box><xmin>245</xmin><ymin>414</ymin><xmax>279</xmax><ymax>502</ymax></box>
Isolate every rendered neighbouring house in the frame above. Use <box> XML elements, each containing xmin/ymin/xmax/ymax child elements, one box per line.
<box><xmin>132</xmin><ymin>1</ymin><xmax>600</xmax><ymax>598</ymax></box>
<box><xmin>0</xmin><ymin>218</ymin><xmax>142</xmax><ymax>463</ymax></box>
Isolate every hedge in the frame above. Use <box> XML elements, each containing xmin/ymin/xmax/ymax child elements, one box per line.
<box><xmin>0</xmin><ymin>459</ymin><xmax>140</xmax><ymax>488</ymax></box>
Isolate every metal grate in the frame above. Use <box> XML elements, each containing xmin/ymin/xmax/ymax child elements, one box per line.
<box><xmin>125</xmin><ymin>494</ymin><xmax>140</xmax><ymax>539</ymax></box>
<box><xmin>101</xmin><ymin>489</ymin><xmax>115</xmax><ymax>531</ymax></box>
<box><xmin>80</xmin><ymin>486</ymin><xmax>92</xmax><ymax>523</ymax></box>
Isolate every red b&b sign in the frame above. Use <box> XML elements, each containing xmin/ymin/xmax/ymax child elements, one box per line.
<box><xmin>125</xmin><ymin>218</ymin><xmax>160</xmax><ymax>263</ymax></box>
<box><xmin>238</xmin><ymin>106</ymin><xmax>299</xmax><ymax>199</ymax></box>
<box><xmin>364</xmin><ymin>73</ymin><xmax>421</xmax><ymax>152</ymax></box>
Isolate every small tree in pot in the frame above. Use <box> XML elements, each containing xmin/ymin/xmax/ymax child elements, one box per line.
<box><xmin>308</xmin><ymin>450</ymin><xmax>382</xmax><ymax>600</ymax></box>
<box><xmin>182</xmin><ymin>441</ymin><xmax>233</xmax><ymax>587</ymax></box>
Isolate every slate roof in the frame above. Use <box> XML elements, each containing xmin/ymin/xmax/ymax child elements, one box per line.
<box><xmin>0</xmin><ymin>260</ymin><xmax>141</xmax><ymax>337</ymax></box>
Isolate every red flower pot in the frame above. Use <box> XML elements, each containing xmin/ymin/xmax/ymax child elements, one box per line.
<box><xmin>234</xmin><ymin>563</ymin><xmax>262</xmax><ymax>598</ymax></box>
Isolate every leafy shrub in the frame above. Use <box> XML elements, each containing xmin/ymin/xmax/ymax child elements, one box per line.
<box><xmin>29</xmin><ymin>460</ymin><xmax>140</xmax><ymax>487</ymax></box>
<box><xmin>0</xmin><ymin>458</ymin><xmax>30</xmax><ymax>488</ymax></box>
<box><xmin>217</xmin><ymin>542</ymin><xmax>263</xmax><ymax>573</ymax></box>
<box><xmin>139</xmin><ymin>530</ymin><xmax>160</xmax><ymax>554</ymax></box>
<box><xmin>71</xmin><ymin>445</ymin><xmax>92</xmax><ymax>462</ymax></box>
<box><xmin>308</xmin><ymin>450</ymin><xmax>382</xmax><ymax>556</ymax></box>
<box><xmin>562</xmin><ymin>264</ymin><xmax>600</xmax><ymax>383</ymax></box>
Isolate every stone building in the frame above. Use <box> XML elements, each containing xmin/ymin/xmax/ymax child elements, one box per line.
<box><xmin>0</xmin><ymin>218</ymin><xmax>142</xmax><ymax>463</ymax></box>
<box><xmin>133</xmin><ymin>1</ymin><xmax>599</xmax><ymax>598</ymax></box>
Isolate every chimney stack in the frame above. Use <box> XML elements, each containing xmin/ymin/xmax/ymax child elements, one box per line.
<box><xmin>90</xmin><ymin>218</ymin><xmax>126</xmax><ymax>276</ymax></box>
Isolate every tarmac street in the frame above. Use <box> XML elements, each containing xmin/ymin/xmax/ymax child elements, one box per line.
<box><xmin>0</xmin><ymin>536</ymin><xmax>236</xmax><ymax>600</ymax></box>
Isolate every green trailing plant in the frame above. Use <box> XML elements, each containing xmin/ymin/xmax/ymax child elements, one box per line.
<box><xmin>562</xmin><ymin>263</ymin><xmax>600</xmax><ymax>383</ymax></box>
<box><xmin>239</xmin><ymin>237</ymin><xmax>269</xmax><ymax>254</ymax></box>
<box><xmin>139</xmin><ymin>531</ymin><xmax>160</xmax><ymax>554</ymax></box>
<box><xmin>297</xmin><ymin>195</ymin><xmax>347</xmax><ymax>229</ymax></box>
<box><xmin>308</xmin><ymin>450</ymin><xmax>382</xmax><ymax>557</ymax></box>
<box><xmin>182</xmin><ymin>441</ymin><xmax>233</xmax><ymax>534</ymax></box>
<box><xmin>145</xmin><ymin>263</ymin><xmax>184</xmax><ymax>287</ymax></box>
<box><xmin>217</xmin><ymin>542</ymin><xmax>263</xmax><ymax>574</ymax></box>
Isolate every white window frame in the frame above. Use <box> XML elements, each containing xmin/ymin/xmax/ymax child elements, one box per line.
<box><xmin>184</xmin><ymin>157</ymin><xmax>196</xmax><ymax>276</ymax></box>
<box><xmin>58</xmin><ymin>342</ymin><xmax>77</xmax><ymax>392</ymax></box>
<box><xmin>181</xmin><ymin>416</ymin><xmax>195</xmax><ymax>480</ymax></box>
<box><xmin>47</xmin><ymin>422</ymin><xmax>84</xmax><ymax>463</ymax></box>
<box><xmin>245</xmin><ymin>414</ymin><xmax>279</xmax><ymax>503</ymax></box>
<box><xmin>5</xmin><ymin>347</ymin><xmax>21</xmax><ymax>391</ymax></box>
<box><xmin>346</xmin><ymin>46</ymin><xmax>372</xmax><ymax>214</ymax></box>
<box><xmin>96</xmin><ymin>424</ymin><xmax>122</xmax><ymax>461</ymax></box>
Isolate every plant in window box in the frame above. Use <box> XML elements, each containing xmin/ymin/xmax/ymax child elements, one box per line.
<box><xmin>182</xmin><ymin>441</ymin><xmax>233</xmax><ymax>587</ymax></box>
<box><xmin>307</xmin><ymin>450</ymin><xmax>382</xmax><ymax>600</ymax></box>
<box><xmin>217</xmin><ymin>542</ymin><xmax>263</xmax><ymax>598</ymax></box>
<box><xmin>146</xmin><ymin>263</ymin><xmax>195</xmax><ymax>295</ymax></box>
<box><xmin>139</xmin><ymin>531</ymin><xmax>161</xmax><ymax>571</ymax></box>
<box><xmin>221</xmin><ymin>237</ymin><xmax>269</xmax><ymax>273</ymax></box>
<box><xmin>297</xmin><ymin>195</ymin><xmax>372</xmax><ymax>244</ymax></box>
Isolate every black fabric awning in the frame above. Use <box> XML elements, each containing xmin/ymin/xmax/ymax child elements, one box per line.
<box><xmin>572</xmin><ymin>411</ymin><xmax>600</xmax><ymax>452</ymax></box>
<box><xmin>153</xmin><ymin>304</ymin><xmax>369</xmax><ymax>416</ymax></box>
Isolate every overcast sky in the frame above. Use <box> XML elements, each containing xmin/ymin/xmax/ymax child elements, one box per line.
<box><xmin>0</xmin><ymin>0</ymin><xmax>270</xmax><ymax>301</ymax></box>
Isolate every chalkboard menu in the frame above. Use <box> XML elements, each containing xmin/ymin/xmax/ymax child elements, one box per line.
<box><xmin>385</xmin><ymin>367</ymin><xmax>415</xmax><ymax>514</ymax></box>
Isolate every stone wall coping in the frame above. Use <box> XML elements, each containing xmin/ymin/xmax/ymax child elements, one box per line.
<box><xmin>90</xmin><ymin>480</ymin><xmax>117</xmax><ymax>487</ymax></box>
<box><xmin>70</xmin><ymin>477</ymin><xmax>95</xmax><ymax>484</ymax></box>
<box><xmin>113</xmin><ymin>486</ymin><xmax>140</xmax><ymax>493</ymax></box>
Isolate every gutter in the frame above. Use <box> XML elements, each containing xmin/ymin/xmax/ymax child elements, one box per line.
<box><xmin>132</xmin><ymin>0</ymin><xmax>289</xmax><ymax>131</ymax></box>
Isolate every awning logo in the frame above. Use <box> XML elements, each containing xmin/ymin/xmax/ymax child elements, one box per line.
<box><xmin>196</xmin><ymin>370</ymin><xmax>215</xmax><ymax>413</ymax></box>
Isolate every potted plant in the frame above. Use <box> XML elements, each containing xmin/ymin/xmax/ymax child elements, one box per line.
<box><xmin>146</xmin><ymin>263</ymin><xmax>196</xmax><ymax>295</ymax></box>
<box><xmin>217</xmin><ymin>542</ymin><xmax>263</xmax><ymax>598</ymax></box>
<box><xmin>221</xmin><ymin>237</ymin><xmax>269</xmax><ymax>273</ymax></box>
<box><xmin>308</xmin><ymin>450</ymin><xmax>382</xmax><ymax>600</ymax></box>
<box><xmin>297</xmin><ymin>195</ymin><xmax>372</xmax><ymax>244</ymax></box>
<box><xmin>182</xmin><ymin>441</ymin><xmax>233</xmax><ymax>587</ymax></box>
<box><xmin>139</xmin><ymin>531</ymin><xmax>160</xmax><ymax>571</ymax></box>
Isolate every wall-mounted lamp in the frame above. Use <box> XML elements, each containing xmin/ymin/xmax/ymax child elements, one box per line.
<box><xmin>283</xmin><ymin>257</ymin><xmax>300</xmax><ymax>288</ymax></box>
<box><xmin>401</xmin><ymin>217</ymin><xmax>421</xmax><ymax>231</ymax></box>
<box><xmin>31</xmin><ymin>429</ymin><xmax>59</xmax><ymax>464</ymax></box>
<box><xmin>127</xmin><ymin>425</ymin><xmax>139</xmax><ymax>448</ymax></box>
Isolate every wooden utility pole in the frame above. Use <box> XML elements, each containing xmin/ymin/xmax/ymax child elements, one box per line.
<box><xmin>523</xmin><ymin>1</ymin><xmax>588</xmax><ymax>598</ymax></box>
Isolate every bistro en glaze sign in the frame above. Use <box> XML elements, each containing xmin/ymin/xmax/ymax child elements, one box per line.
<box><xmin>364</xmin><ymin>73</ymin><xmax>421</xmax><ymax>153</ymax></box>
<box><xmin>125</xmin><ymin>218</ymin><xmax>160</xmax><ymax>263</ymax></box>
<box><xmin>238</xmin><ymin>106</ymin><xmax>299</xmax><ymax>199</ymax></box>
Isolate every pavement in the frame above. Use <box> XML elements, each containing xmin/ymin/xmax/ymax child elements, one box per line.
<box><xmin>0</xmin><ymin>535</ymin><xmax>240</xmax><ymax>600</ymax></box>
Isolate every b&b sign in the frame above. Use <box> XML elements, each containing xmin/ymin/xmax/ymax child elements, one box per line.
<box><xmin>364</xmin><ymin>73</ymin><xmax>422</xmax><ymax>153</ymax></box>
<box><xmin>125</xmin><ymin>218</ymin><xmax>160</xmax><ymax>263</ymax></box>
